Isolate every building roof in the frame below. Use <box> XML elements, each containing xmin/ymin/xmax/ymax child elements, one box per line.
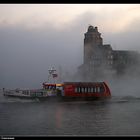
<box><xmin>102</xmin><ymin>44</ymin><xmax>113</xmax><ymax>51</ymax></box>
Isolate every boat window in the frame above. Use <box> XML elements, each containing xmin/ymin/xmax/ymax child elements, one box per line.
<box><xmin>97</xmin><ymin>87</ymin><xmax>100</xmax><ymax>93</ymax></box>
<box><xmin>77</xmin><ymin>87</ymin><xmax>79</xmax><ymax>93</ymax></box>
<box><xmin>52</xmin><ymin>86</ymin><xmax>56</xmax><ymax>90</ymax></box>
<box><xmin>94</xmin><ymin>87</ymin><xmax>97</xmax><ymax>93</ymax></box>
<box><xmin>82</xmin><ymin>87</ymin><xmax>85</xmax><ymax>93</ymax></box>
<box><xmin>77</xmin><ymin>87</ymin><xmax>80</xmax><ymax>93</ymax></box>
<box><xmin>88</xmin><ymin>87</ymin><xmax>91</xmax><ymax>93</ymax></box>
<box><xmin>81</xmin><ymin>87</ymin><xmax>83</xmax><ymax>93</ymax></box>
<box><xmin>75</xmin><ymin>87</ymin><xmax>78</xmax><ymax>93</ymax></box>
<box><xmin>87</xmin><ymin>87</ymin><xmax>89</xmax><ymax>93</ymax></box>
<box><xmin>58</xmin><ymin>86</ymin><xmax>62</xmax><ymax>90</ymax></box>
<box><xmin>76</xmin><ymin>87</ymin><xmax>78</xmax><ymax>93</ymax></box>
<box><xmin>91</xmin><ymin>87</ymin><xmax>94</xmax><ymax>93</ymax></box>
<box><xmin>85</xmin><ymin>87</ymin><xmax>87</xmax><ymax>93</ymax></box>
<box><xmin>100</xmin><ymin>86</ymin><xmax>105</xmax><ymax>93</ymax></box>
<box><xmin>23</xmin><ymin>90</ymin><xmax>29</xmax><ymax>95</ymax></box>
<box><xmin>93</xmin><ymin>87</ymin><xmax>95</xmax><ymax>93</ymax></box>
<box><xmin>40</xmin><ymin>92</ymin><xmax>43</xmax><ymax>96</ymax></box>
<box><xmin>79</xmin><ymin>87</ymin><xmax>82</xmax><ymax>93</ymax></box>
<box><xmin>50</xmin><ymin>86</ymin><xmax>54</xmax><ymax>90</ymax></box>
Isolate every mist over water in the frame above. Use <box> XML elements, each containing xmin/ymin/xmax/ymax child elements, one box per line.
<box><xmin>1</xmin><ymin>5</ymin><xmax>140</xmax><ymax>137</ymax></box>
<box><xmin>1</xmin><ymin>91</ymin><xmax>140</xmax><ymax>136</ymax></box>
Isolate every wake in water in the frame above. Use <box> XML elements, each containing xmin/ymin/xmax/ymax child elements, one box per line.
<box><xmin>108</xmin><ymin>95</ymin><xmax>140</xmax><ymax>104</ymax></box>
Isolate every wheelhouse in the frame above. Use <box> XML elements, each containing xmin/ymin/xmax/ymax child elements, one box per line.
<box><xmin>42</xmin><ymin>83</ymin><xmax>64</xmax><ymax>90</ymax></box>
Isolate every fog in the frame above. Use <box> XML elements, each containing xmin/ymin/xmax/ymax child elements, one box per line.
<box><xmin>0</xmin><ymin>10</ymin><xmax>140</xmax><ymax>96</ymax></box>
<box><xmin>102</xmin><ymin>29</ymin><xmax>140</xmax><ymax>97</ymax></box>
<box><xmin>0</xmin><ymin>24</ymin><xmax>83</xmax><ymax>88</ymax></box>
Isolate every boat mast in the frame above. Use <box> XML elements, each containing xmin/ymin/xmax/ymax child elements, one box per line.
<box><xmin>47</xmin><ymin>67</ymin><xmax>58</xmax><ymax>84</ymax></box>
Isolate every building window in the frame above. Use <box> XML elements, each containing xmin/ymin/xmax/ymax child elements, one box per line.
<box><xmin>110</xmin><ymin>60</ymin><xmax>113</xmax><ymax>65</ymax></box>
<box><xmin>108</xmin><ymin>51</ymin><xmax>112</xmax><ymax>54</ymax></box>
<box><xmin>110</xmin><ymin>55</ymin><xmax>113</xmax><ymax>59</ymax></box>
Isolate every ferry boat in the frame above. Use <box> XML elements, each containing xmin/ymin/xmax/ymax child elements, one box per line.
<box><xmin>3</xmin><ymin>67</ymin><xmax>111</xmax><ymax>100</ymax></box>
<box><xmin>3</xmin><ymin>82</ymin><xmax>111</xmax><ymax>100</ymax></box>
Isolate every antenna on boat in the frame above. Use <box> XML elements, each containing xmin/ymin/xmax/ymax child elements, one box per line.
<box><xmin>47</xmin><ymin>67</ymin><xmax>58</xmax><ymax>84</ymax></box>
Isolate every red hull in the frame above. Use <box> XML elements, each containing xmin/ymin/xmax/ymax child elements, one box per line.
<box><xmin>63</xmin><ymin>82</ymin><xmax>111</xmax><ymax>98</ymax></box>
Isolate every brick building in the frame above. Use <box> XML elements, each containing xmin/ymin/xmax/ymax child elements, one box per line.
<box><xmin>78</xmin><ymin>25</ymin><xmax>140</xmax><ymax>81</ymax></box>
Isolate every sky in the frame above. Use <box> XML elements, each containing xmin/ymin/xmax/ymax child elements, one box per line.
<box><xmin>0</xmin><ymin>4</ymin><xmax>140</xmax><ymax>88</ymax></box>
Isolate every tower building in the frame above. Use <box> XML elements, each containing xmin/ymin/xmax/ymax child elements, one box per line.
<box><xmin>78</xmin><ymin>25</ymin><xmax>140</xmax><ymax>81</ymax></box>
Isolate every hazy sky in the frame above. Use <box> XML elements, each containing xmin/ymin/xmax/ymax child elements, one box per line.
<box><xmin>0</xmin><ymin>4</ymin><xmax>140</xmax><ymax>88</ymax></box>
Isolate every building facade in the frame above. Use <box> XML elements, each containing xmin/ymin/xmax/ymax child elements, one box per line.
<box><xmin>78</xmin><ymin>25</ymin><xmax>140</xmax><ymax>81</ymax></box>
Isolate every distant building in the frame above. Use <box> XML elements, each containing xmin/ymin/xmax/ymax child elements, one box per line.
<box><xmin>78</xmin><ymin>25</ymin><xmax>140</xmax><ymax>81</ymax></box>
